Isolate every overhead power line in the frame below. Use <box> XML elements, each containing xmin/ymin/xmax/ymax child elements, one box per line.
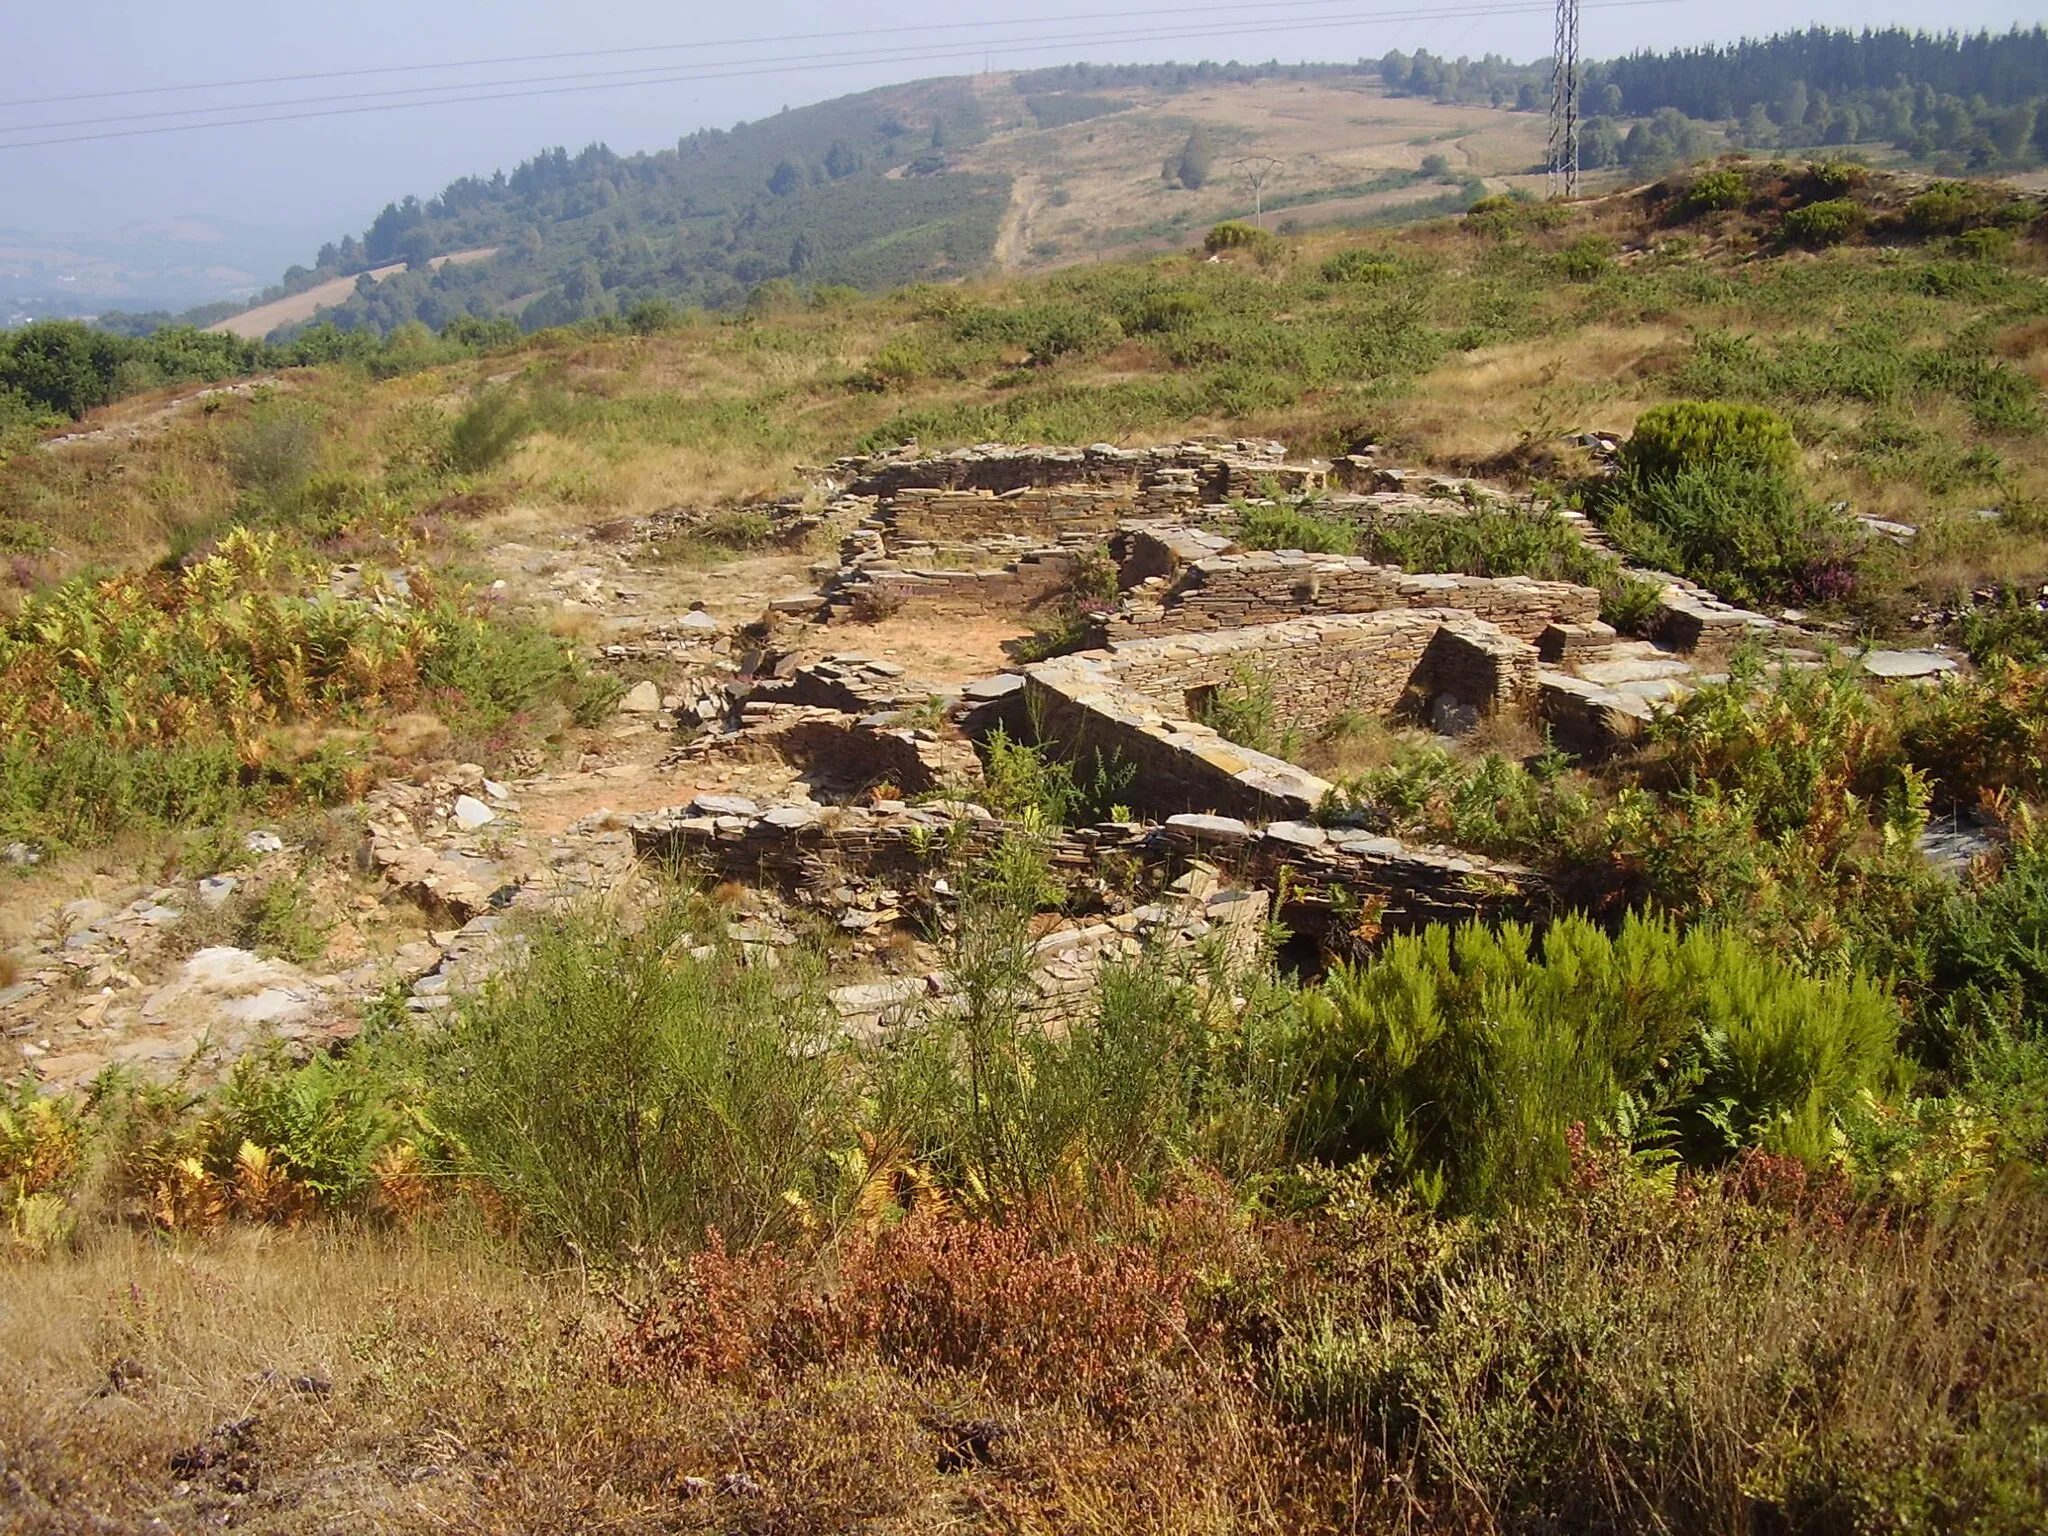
<box><xmin>1</xmin><ymin>2</ymin><xmax>1553</xmax><ymax>136</ymax></box>
<box><xmin>0</xmin><ymin>0</ymin><xmax>1677</xmax><ymax>153</ymax></box>
<box><xmin>0</xmin><ymin>0</ymin><xmax>1578</xmax><ymax>110</ymax></box>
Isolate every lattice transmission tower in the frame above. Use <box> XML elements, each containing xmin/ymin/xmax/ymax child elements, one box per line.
<box><xmin>1546</xmin><ymin>0</ymin><xmax>1581</xmax><ymax>197</ymax></box>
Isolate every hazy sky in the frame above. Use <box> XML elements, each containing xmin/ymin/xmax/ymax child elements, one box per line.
<box><xmin>4</xmin><ymin>0</ymin><xmax>2043</xmax><ymax>244</ymax></box>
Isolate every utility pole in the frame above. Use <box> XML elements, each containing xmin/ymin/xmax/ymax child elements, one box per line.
<box><xmin>1233</xmin><ymin>155</ymin><xmax>1284</xmax><ymax>227</ymax></box>
<box><xmin>1547</xmin><ymin>0</ymin><xmax>1581</xmax><ymax>198</ymax></box>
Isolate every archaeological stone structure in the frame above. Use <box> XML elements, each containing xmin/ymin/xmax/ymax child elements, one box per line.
<box><xmin>5</xmin><ymin>435</ymin><xmax>1974</xmax><ymax>1093</ymax></box>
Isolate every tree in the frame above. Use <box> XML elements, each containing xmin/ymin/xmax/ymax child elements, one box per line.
<box><xmin>1772</xmin><ymin>80</ymin><xmax>1809</xmax><ymax>128</ymax></box>
<box><xmin>768</xmin><ymin>160</ymin><xmax>801</xmax><ymax>197</ymax></box>
<box><xmin>1516</xmin><ymin>82</ymin><xmax>1539</xmax><ymax>112</ymax></box>
<box><xmin>1990</xmin><ymin>102</ymin><xmax>2037</xmax><ymax>159</ymax></box>
<box><xmin>396</xmin><ymin>228</ymin><xmax>435</xmax><ymax>271</ymax></box>
<box><xmin>0</xmin><ymin>321</ymin><xmax>128</xmax><ymax>418</ymax></box>
<box><xmin>1599</xmin><ymin>83</ymin><xmax>1624</xmax><ymax>115</ymax></box>
<box><xmin>1174</xmin><ymin>127</ymin><xmax>1216</xmax><ymax>190</ymax></box>
<box><xmin>824</xmin><ymin>139</ymin><xmax>860</xmax><ymax>179</ymax></box>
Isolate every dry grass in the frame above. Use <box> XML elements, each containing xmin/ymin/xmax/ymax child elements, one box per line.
<box><xmin>6</xmin><ymin>1175</ymin><xmax>2045</xmax><ymax>1534</ymax></box>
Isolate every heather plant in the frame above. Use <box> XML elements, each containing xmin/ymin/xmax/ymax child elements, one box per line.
<box><xmin>1600</xmin><ymin>459</ymin><xmax>1860</xmax><ymax>608</ymax></box>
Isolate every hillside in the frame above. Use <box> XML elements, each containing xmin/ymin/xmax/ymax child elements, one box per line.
<box><xmin>139</xmin><ymin>24</ymin><xmax>2048</xmax><ymax>347</ymax></box>
<box><xmin>4</xmin><ymin>162</ymin><xmax>2048</xmax><ymax>1532</ymax></box>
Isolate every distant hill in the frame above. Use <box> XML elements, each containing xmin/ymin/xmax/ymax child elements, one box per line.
<box><xmin>177</xmin><ymin>26</ymin><xmax>2048</xmax><ymax>343</ymax></box>
<box><xmin>213</xmin><ymin>61</ymin><xmax>1523</xmax><ymax>342</ymax></box>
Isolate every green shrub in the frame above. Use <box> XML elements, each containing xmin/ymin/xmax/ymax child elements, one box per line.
<box><xmin>1623</xmin><ymin>401</ymin><xmax>1798</xmax><ymax>483</ymax></box>
<box><xmin>1681</xmin><ymin>168</ymin><xmax>1748</xmax><ymax>215</ymax></box>
<box><xmin>227</xmin><ymin>404</ymin><xmax>324</xmax><ymax>500</ymax></box>
<box><xmin>1780</xmin><ymin>198</ymin><xmax>1865</xmax><ymax>247</ymax></box>
<box><xmin>1959</xmin><ymin>594</ymin><xmax>2048</xmax><ymax>667</ymax></box>
<box><xmin>1957</xmin><ymin>225</ymin><xmax>2017</xmax><ymax>263</ymax></box>
<box><xmin>1361</xmin><ymin>505</ymin><xmax>1613</xmax><ymax>587</ymax></box>
<box><xmin>438</xmin><ymin>314</ymin><xmax>522</xmax><ymax>350</ymax></box>
<box><xmin>1237</xmin><ymin>501</ymin><xmax>1358</xmax><ymax>554</ymax></box>
<box><xmin>1320</xmin><ymin>249</ymin><xmax>1401</xmax><ymax>284</ymax></box>
<box><xmin>1807</xmin><ymin>159</ymin><xmax>1865</xmax><ymax>197</ymax></box>
<box><xmin>976</xmin><ymin>728</ymin><xmax>1133</xmax><ymax>826</ymax></box>
<box><xmin>1906</xmin><ymin>181</ymin><xmax>1999</xmax><ymax>236</ymax></box>
<box><xmin>446</xmin><ymin>388</ymin><xmax>532</xmax><ymax>473</ymax></box>
<box><xmin>1131</xmin><ymin>290</ymin><xmax>1209</xmax><ymax>333</ymax></box>
<box><xmin>1294</xmin><ymin>913</ymin><xmax>1903</xmax><ymax>1212</ymax></box>
<box><xmin>1557</xmin><ymin>236</ymin><xmax>1615</xmax><ymax>282</ymax></box>
<box><xmin>1601</xmin><ymin>460</ymin><xmax>1859</xmax><ymax>609</ymax></box>
<box><xmin>1191</xmin><ymin>660</ymin><xmax>1291</xmax><ymax>757</ymax></box>
<box><xmin>1203</xmin><ymin>220</ymin><xmax>1270</xmax><ymax>254</ymax></box>
<box><xmin>1600</xmin><ymin>571</ymin><xmax>1667</xmax><ymax>634</ymax></box>
<box><xmin>437</xmin><ymin>900</ymin><xmax>851</xmax><ymax>1257</ymax></box>
<box><xmin>880</xmin><ymin>865</ymin><xmax>1301</xmax><ymax>1216</ymax></box>
<box><xmin>1325</xmin><ymin>743</ymin><xmax>1601</xmax><ymax>865</ymax></box>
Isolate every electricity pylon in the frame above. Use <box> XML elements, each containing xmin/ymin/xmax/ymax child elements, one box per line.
<box><xmin>1547</xmin><ymin>0</ymin><xmax>1581</xmax><ymax>198</ymax></box>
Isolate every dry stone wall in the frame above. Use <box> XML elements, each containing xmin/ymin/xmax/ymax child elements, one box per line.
<box><xmin>630</xmin><ymin>798</ymin><xmax>1551</xmax><ymax>938</ymax></box>
<box><xmin>1019</xmin><ymin>611</ymin><xmax>1536</xmax><ymax>819</ymax></box>
<box><xmin>831</xmin><ymin>439</ymin><xmax>1326</xmax><ymax>505</ymax></box>
<box><xmin>1098</xmin><ymin>611</ymin><xmax>1534</xmax><ymax>734</ymax></box>
<box><xmin>1111</xmin><ymin>552</ymin><xmax>1600</xmax><ymax>642</ymax></box>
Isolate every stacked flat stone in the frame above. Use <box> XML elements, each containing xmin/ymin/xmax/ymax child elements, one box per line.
<box><xmin>629</xmin><ymin>798</ymin><xmax>1549</xmax><ymax>938</ymax></box>
<box><xmin>1113</xmin><ymin>552</ymin><xmax>1600</xmax><ymax>642</ymax></box>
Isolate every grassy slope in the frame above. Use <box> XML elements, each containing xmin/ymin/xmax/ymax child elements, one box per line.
<box><xmin>11</xmin><ymin>162</ymin><xmax>2046</xmax><ymax>604</ymax></box>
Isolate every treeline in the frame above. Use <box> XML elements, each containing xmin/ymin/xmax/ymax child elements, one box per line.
<box><xmin>1380</xmin><ymin>27</ymin><xmax>2048</xmax><ymax>174</ymax></box>
<box><xmin>0</xmin><ymin>317</ymin><xmax>522</xmax><ymax>426</ymax></box>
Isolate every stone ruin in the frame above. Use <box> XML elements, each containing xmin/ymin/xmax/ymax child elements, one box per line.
<box><xmin>4</xmin><ymin>438</ymin><xmax>1976</xmax><ymax>1089</ymax></box>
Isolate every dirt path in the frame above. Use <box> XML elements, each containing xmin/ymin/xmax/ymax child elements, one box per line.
<box><xmin>206</xmin><ymin>248</ymin><xmax>499</xmax><ymax>340</ymax></box>
<box><xmin>992</xmin><ymin>172</ymin><xmax>1041</xmax><ymax>270</ymax></box>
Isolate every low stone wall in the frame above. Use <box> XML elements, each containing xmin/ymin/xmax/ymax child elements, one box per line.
<box><xmin>1112</xmin><ymin>552</ymin><xmax>1600</xmax><ymax>642</ymax></box>
<box><xmin>630</xmin><ymin>799</ymin><xmax>1551</xmax><ymax>937</ymax></box>
<box><xmin>669</xmin><ymin>704</ymin><xmax>976</xmax><ymax>795</ymax></box>
<box><xmin>1092</xmin><ymin>610</ymin><xmax>1534</xmax><ymax>737</ymax></box>
<box><xmin>833</xmin><ymin>439</ymin><xmax>1326</xmax><ymax>504</ymax></box>
<box><xmin>1023</xmin><ymin>656</ymin><xmax>1333</xmax><ymax>822</ymax></box>
<box><xmin>889</xmin><ymin>486</ymin><xmax>1145</xmax><ymax>542</ymax></box>
<box><xmin>829</xmin><ymin>548</ymin><xmax>1082</xmax><ymax>616</ymax></box>
<box><xmin>1017</xmin><ymin>611</ymin><xmax>1535</xmax><ymax>820</ymax></box>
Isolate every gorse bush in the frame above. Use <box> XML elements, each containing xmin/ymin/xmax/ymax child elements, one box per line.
<box><xmin>1296</xmin><ymin>913</ymin><xmax>1903</xmax><ymax>1212</ymax></box>
<box><xmin>1601</xmin><ymin>460</ymin><xmax>1859</xmax><ymax>608</ymax></box>
<box><xmin>1780</xmin><ymin>197</ymin><xmax>1865</xmax><ymax>247</ymax></box>
<box><xmin>1235</xmin><ymin>499</ymin><xmax>1357</xmax><ymax>554</ymax></box>
<box><xmin>1623</xmin><ymin>400</ymin><xmax>1798</xmax><ymax>483</ymax></box>
<box><xmin>438</xmin><ymin>900</ymin><xmax>852</xmax><ymax>1256</ymax></box>
<box><xmin>1681</xmin><ymin>166</ymin><xmax>1748</xmax><ymax>215</ymax></box>
<box><xmin>445</xmin><ymin>388</ymin><xmax>533</xmax><ymax>473</ymax></box>
<box><xmin>1203</xmin><ymin>220</ymin><xmax>1274</xmax><ymax>255</ymax></box>
<box><xmin>1906</xmin><ymin>180</ymin><xmax>2001</xmax><ymax>236</ymax></box>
